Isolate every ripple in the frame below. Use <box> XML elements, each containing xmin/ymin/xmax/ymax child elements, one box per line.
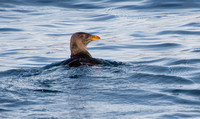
<box><xmin>135</xmin><ymin>65</ymin><xmax>170</xmax><ymax>74</ymax></box>
<box><xmin>158</xmin><ymin>30</ymin><xmax>200</xmax><ymax>35</ymax></box>
<box><xmin>174</xmin><ymin>98</ymin><xmax>200</xmax><ymax>105</ymax></box>
<box><xmin>131</xmin><ymin>33</ymin><xmax>147</xmax><ymax>37</ymax></box>
<box><xmin>132</xmin><ymin>58</ymin><xmax>168</xmax><ymax>64</ymax></box>
<box><xmin>65</xmin><ymin>3</ymin><xmax>105</xmax><ymax>9</ymax></box>
<box><xmin>0</xmin><ymin>108</ymin><xmax>11</xmax><ymax>112</ymax></box>
<box><xmin>0</xmin><ymin>61</ymin><xmax>63</xmax><ymax>78</ymax></box>
<box><xmin>161</xmin><ymin>88</ymin><xmax>200</xmax><ymax>105</ymax></box>
<box><xmin>12</xmin><ymin>9</ymin><xmax>34</xmax><ymax>13</ymax></box>
<box><xmin>36</xmin><ymin>25</ymin><xmax>59</xmax><ymax>28</ymax></box>
<box><xmin>169</xmin><ymin>66</ymin><xmax>197</xmax><ymax>74</ymax></box>
<box><xmin>168</xmin><ymin>59</ymin><xmax>200</xmax><ymax>65</ymax></box>
<box><xmin>34</xmin><ymin>89</ymin><xmax>62</xmax><ymax>93</ymax></box>
<box><xmin>1</xmin><ymin>0</ymin><xmax>200</xmax><ymax>118</ymax></box>
<box><xmin>4</xmin><ymin>100</ymin><xmax>37</xmax><ymax>107</ymax></box>
<box><xmin>0</xmin><ymin>51</ymin><xmax>20</xmax><ymax>57</ymax></box>
<box><xmin>117</xmin><ymin>0</ymin><xmax>200</xmax><ymax>10</ymax></box>
<box><xmin>191</xmin><ymin>48</ymin><xmax>200</xmax><ymax>53</ymax></box>
<box><xmin>46</xmin><ymin>33</ymin><xmax>69</xmax><ymax>36</ymax></box>
<box><xmin>1</xmin><ymin>0</ymin><xmax>200</xmax><ymax>10</ymax></box>
<box><xmin>90</xmin><ymin>14</ymin><xmax>116</xmax><ymax>21</ymax></box>
<box><xmin>102</xmin><ymin>60</ymin><xmax>125</xmax><ymax>67</ymax></box>
<box><xmin>148</xmin><ymin>43</ymin><xmax>181</xmax><ymax>48</ymax></box>
<box><xmin>16</xmin><ymin>56</ymin><xmax>61</xmax><ymax>62</ymax></box>
<box><xmin>3</xmin><ymin>0</ymin><xmax>106</xmax><ymax>9</ymax></box>
<box><xmin>162</xmin><ymin>113</ymin><xmax>200</xmax><ymax>119</ymax></box>
<box><xmin>189</xmin><ymin>72</ymin><xmax>200</xmax><ymax>83</ymax></box>
<box><xmin>0</xmin><ymin>28</ymin><xmax>23</xmax><ymax>32</ymax></box>
<box><xmin>165</xmin><ymin>89</ymin><xmax>200</xmax><ymax>97</ymax></box>
<box><xmin>183</xmin><ymin>22</ymin><xmax>200</xmax><ymax>27</ymax></box>
<box><xmin>0</xmin><ymin>68</ymin><xmax>42</xmax><ymax>78</ymax></box>
<box><xmin>0</xmin><ymin>3</ymin><xmax>15</xmax><ymax>8</ymax></box>
<box><xmin>92</xmin><ymin>43</ymin><xmax>180</xmax><ymax>50</ymax></box>
<box><xmin>131</xmin><ymin>73</ymin><xmax>193</xmax><ymax>84</ymax></box>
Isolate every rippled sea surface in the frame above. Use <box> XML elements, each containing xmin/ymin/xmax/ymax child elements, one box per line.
<box><xmin>1</xmin><ymin>0</ymin><xmax>200</xmax><ymax>118</ymax></box>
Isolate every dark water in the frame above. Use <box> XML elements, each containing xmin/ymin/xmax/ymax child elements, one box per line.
<box><xmin>1</xmin><ymin>0</ymin><xmax>200</xmax><ymax>118</ymax></box>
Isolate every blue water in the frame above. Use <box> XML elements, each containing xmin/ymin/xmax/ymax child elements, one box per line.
<box><xmin>1</xmin><ymin>0</ymin><xmax>200</xmax><ymax>118</ymax></box>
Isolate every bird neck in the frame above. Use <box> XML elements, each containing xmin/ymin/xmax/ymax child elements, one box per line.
<box><xmin>71</xmin><ymin>51</ymin><xmax>92</xmax><ymax>58</ymax></box>
<box><xmin>70</xmin><ymin>44</ymin><xmax>92</xmax><ymax>58</ymax></box>
<box><xmin>70</xmin><ymin>38</ymin><xmax>92</xmax><ymax>59</ymax></box>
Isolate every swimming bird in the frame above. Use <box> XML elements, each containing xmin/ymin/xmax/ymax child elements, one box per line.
<box><xmin>62</xmin><ymin>32</ymin><xmax>103</xmax><ymax>67</ymax></box>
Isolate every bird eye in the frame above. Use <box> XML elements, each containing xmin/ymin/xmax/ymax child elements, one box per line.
<box><xmin>76</xmin><ymin>33</ymin><xmax>90</xmax><ymax>39</ymax></box>
<box><xmin>78</xmin><ymin>34</ymin><xmax>84</xmax><ymax>39</ymax></box>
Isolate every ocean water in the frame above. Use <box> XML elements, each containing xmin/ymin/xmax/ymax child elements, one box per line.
<box><xmin>1</xmin><ymin>0</ymin><xmax>200</xmax><ymax>118</ymax></box>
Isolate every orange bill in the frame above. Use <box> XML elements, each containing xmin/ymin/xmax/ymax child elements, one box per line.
<box><xmin>91</xmin><ymin>35</ymin><xmax>100</xmax><ymax>41</ymax></box>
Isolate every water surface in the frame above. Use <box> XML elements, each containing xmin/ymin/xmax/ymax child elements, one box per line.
<box><xmin>1</xmin><ymin>0</ymin><xmax>200</xmax><ymax>118</ymax></box>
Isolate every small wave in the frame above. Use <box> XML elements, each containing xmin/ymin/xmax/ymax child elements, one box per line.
<box><xmin>12</xmin><ymin>9</ymin><xmax>33</xmax><ymax>13</ymax></box>
<box><xmin>0</xmin><ymin>108</ymin><xmax>10</xmax><ymax>112</ymax></box>
<box><xmin>117</xmin><ymin>0</ymin><xmax>200</xmax><ymax>10</ymax></box>
<box><xmin>0</xmin><ymin>0</ymin><xmax>105</xmax><ymax>9</ymax></box>
<box><xmin>0</xmin><ymin>68</ymin><xmax>42</xmax><ymax>78</ymax></box>
<box><xmin>0</xmin><ymin>9</ymin><xmax>6</xmax><ymax>11</ymax></box>
<box><xmin>168</xmin><ymin>59</ymin><xmax>200</xmax><ymax>65</ymax></box>
<box><xmin>0</xmin><ymin>16</ymin><xmax>19</xmax><ymax>19</ymax></box>
<box><xmin>190</xmin><ymin>72</ymin><xmax>200</xmax><ymax>83</ymax></box>
<box><xmin>0</xmin><ymin>59</ymin><xmax>126</xmax><ymax>79</ymax></box>
<box><xmin>1</xmin><ymin>0</ymin><xmax>200</xmax><ymax>10</ymax></box>
<box><xmin>0</xmin><ymin>28</ymin><xmax>23</xmax><ymax>32</ymax></box>
<box><xmin>165</xmin><ymin>89</ymin><xmax>200</xmax><ymax>97</ymax></box>
<box><xmin>90</xmin><ymin>14</ymin><xmax>116</xmax><ymax>21</ymax></box>
<box><xmin>134</xmin><ymin>65</ymin><xmax>170</xmax><ymax>74</ymax></box>
<box><xmin>183</xmin><ymin>22</ymin><xmax>200</xmax><ymax>27</ymax></box>
<box><xmin>147</xmin><ymin>43</ymin><xmax>181</xmax><ymax>48</ymax></box>
<box><xmin>36</xmin><ymin>25</ymin><xmax>59</xmax><ymax>28</ymax></box>
<box><xmin>102</xmin><ymin>59</ymin><xmax>125</xmax><ymax>67</ymax></box>
<box><xmin>130</xmin><ymin>73</ymin><xmax>193</xmax><ymax>84</ymax></box>
<box><xmin>46</xmin><ymin>33</ymin><xmax>69</xmax><ymax>36</ymax></box>
<box><xmin>131</xmin><ymin>58</ymin><xmax>168</xmax><ymax>64</ymax></box>
<box><xmin>42</xmin><ymin>61</ymin><xmax>64</xmax><ymax>69</ymax></box>
<box><xmin>65</xmin><ymin>3</ymin><xmax>104</xmax><ymax>9</ymax></box>
<box><xmin>0</xmin><ymin>61</ymin><xmax>63</xmax><ymax>78</ymax></box>
<box><xmin>16</xmin><ymin>56</ymin><xmax>61</xmax><ymax>63</ymax></box>
<box><xmin>0</xmin><ymin>51</ymin><xmax>20</xmax><ymax>57</ymax></box>
<box><xmin>192</xmin><ymin>49</ymin><xmax>200</xmax><ymax>53</ymax></box>
<box><xmin>167</xmin><ymin>95</ymin><xmax>200</xmax><ymax>105</ymax></box>
<box><xmin>190</xmin><ymin>48</ymin><xmax>200</xmax><ymax>53</ymax></box>
<box><xmin>34</xmin><ymin>89</ymin><xmax>62</xmax><ymax>93</ymax></box>
<box><xmin>158</xmin><ymin>30</ymin><xmax>200</xmax><ymax>35</ymax></box>
<box><xmin>162</xmin><ymin>88</ymin><xmax>200</xmax><ymax>105</ymax></box>
<box><xmin>93</xmin><ymin>43</ymin><xmax>180</xmax><ymax>51</ymax></box>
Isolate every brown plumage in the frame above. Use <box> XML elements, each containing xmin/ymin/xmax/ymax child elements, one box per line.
<box><xmin>62</xmin><ymin>32</ymin><xmax>103</xmax><ymax>67</ymax></box>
